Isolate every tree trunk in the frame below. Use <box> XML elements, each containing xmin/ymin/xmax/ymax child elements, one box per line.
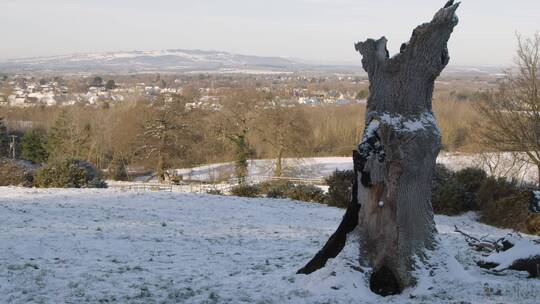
<box><xmin>157</xmin><ymin>153</ymin><xmax>166</xmax><ymax>183</ymax></box>
<box><xmin>356</xmin><ymin>3</ymin><xmax>460</xmax><ymax>292</ymax></box>
<box><xmin>275</xmin><ymin>148</ymin><xmax>283</xmax><ymax>177</ymax></box>
<box><xmin>298</xmin><ymin>2</ymin><xmax>460</xmax><ymax>295</ymax></box>
<box><xmin>537</xmin><ymin>164</ymin><xmax>540</xmax><ymax>187</ymax></box>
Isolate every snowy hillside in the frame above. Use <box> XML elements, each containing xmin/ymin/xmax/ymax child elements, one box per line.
<box><xmin>1</xmin><ymin>188</ymin><xmax>539</xmax><ymax>303</ymax></box>
<box><xmin>0</xmin><ymin>49</ymin><xmax>306</xmax><ymax>74</ymax></box>
<box><xmin>1</xmin><ymin>49</ymin><xmax>500</xmax><ymax>76</ymax></box>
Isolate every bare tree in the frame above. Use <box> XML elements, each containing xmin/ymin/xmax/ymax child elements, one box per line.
<box><xmin>476</xmin><ymin>152</ymin><xmax>532</xmax><ymax>182</ymax></box>
<box><xmin>298</xmin><ymin>2</ymin><xmax>460</xmax><ymax>295</ymax></box>
<box><xmin>213</xmin><ymin>89</ymin><xmax>265</xmax><ymax>180</ymax></box>
<box><xmin>106</xmin><ymin>100</ymin><xmax>150</xmax><ymax>172</ymax></box>
<box><xmin>476</xmin><ymin>33</ymin><xmax>540</xmax><ymax>186</ymax></box>
<box><xmin>256</xmin><ymin>105</ymin><xmax>311</xmax><ymax>177</ymax></box>
<box><xmin>46</xmin><ymin>110</ymin><xmax>92</xmax><ymax>161</ymax></box>
<box><xmin>136</xmin><ymin>94</ymin><xmax>190</xmax><ymax>182</ymax></box>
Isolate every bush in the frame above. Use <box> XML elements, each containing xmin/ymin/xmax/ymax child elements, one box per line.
<box><xmin>476</xmin><ymin>177</ymin><xmax>518</xmax><ymax>211</ymax></box>
<box><xmin>453</xmin><ymin>167</ymin><xmax>487</xmax><ymax>209</ymax></box>
<box><xmin>526</xmin><ymin>214</ymin><xmax>540</xmax><ymax>235</ymax></box>
<box><xmin>431</xmin><ymin>165</ymin><xmax>537</xmax><ymax>234</ymax></box>
<box><xmin>475</xmin><ymin>176</ymin><xmax>540</xmax><ymax>234</ymax></box>
<box><xmin>230</xmin><ymin>183</ymin><xmax>260</xmax><ymax>198</ymax></box>
<box><xmin>480</xmin><ymin>191</ymin><xmax>532</xmax><ymax>232</ymax></box>
<box><xmin>431</xmin><ymin>166</ymin><xmax>487</xmax><ymax>215</ymax></box>
<box><xmin>432</xmin><ymin>164</ymin><xmax>453</xmax><ymax>192</ymax></box>
<box><xmin>107</xmin><ymin>157</ymin><xmax>129</xmax><ymax>181</ymax></box>
<box><xmin>258</xmin><ymin>180</ymin><xmax>295</xmax><ymax>198</ymax></box>
<box><xmin>230</xmin><ymin>180</ymin><xmax>326</xmax><ymax>204</ymax></box>
<box><xmin>432</xmin><ymin>179</ymin><xmax>470</xmax><ymax>215</ymax></box>
<box><xmin>206</xmin><ymin>189</ymin><xmax>223</xmax><ymax>195</ymax></box>
<box><xmin>20</xmin><ymin>129</ymin><xmax>48</xmax><ymax>164</ymax></box>
<box><xmin>35</xmin><ymin>158</ymin><xmax>107</xmax><ymax>188</ymax></box>
<box><xmin>326</xmin><ymin>170</ymin><xmax>354</xmax><ymax>208</ymax></box>
<box><xmin>0</xmin><ymin>158</ymin><xmax>35</xmax><ymax>187</ymax></box>
<box><xmin>283</xmin><ymin>184</ymin><xmax>327</xmax><ymax>204</ymax></box>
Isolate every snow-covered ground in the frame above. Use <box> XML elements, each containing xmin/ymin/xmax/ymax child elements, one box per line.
<box><xmin>160</xmin><ymin>157</ymin><xmax>353</xmax><ymax>182</ymax></box>
<box><xmin>1</xmin><ymin>187</ymin><xmax>539</xmax><ymax>304</ymax></box>
<box><xmin>146</xmin><ymin>153</ymin><xmax>538</xmax><ymax>185</ymax></box>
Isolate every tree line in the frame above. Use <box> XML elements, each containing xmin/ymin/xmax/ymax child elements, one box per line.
<box><xmin>2</xmin><ymin>32</ymin><xmax>538</xmax><ymax>185</ymax></box>
<box><xmin>0</xmin><ymin>87</ymin><xmax>496</xmax><ymax>182</ymax></box>
<box><xmin>0</xmin><ymin>90</ymin><xmax>366</xmax><ymax>181</ymax></box>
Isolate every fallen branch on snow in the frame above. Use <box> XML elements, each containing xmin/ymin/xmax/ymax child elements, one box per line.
<box><xmin>453</xmin><ymin>225</ymin><xmax>511</xmax><ymax>253</ymax></box>
<box><xmin>454</xmin><ymin>225</ymin><xmax>540</xmax><ymax>278</ymax></box>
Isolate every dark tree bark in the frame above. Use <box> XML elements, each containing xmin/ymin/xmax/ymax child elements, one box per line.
<box><xmin>531</xmin><ymin>191</ymin><xmax>540</xmax><ymax>213</ymax></box>
<box><xmin>298</xmin><ymin>2</ymin><xmax>460</xmax><ymax>295</ymax></box>
<box><xmin>297</xmin><ymin>151</ymin><xmax>364</xmax><ymax>275</ymax></box>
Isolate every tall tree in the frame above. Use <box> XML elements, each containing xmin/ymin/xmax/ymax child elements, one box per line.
<box><xmin>214</xmin><ymin>89</ymin><xmax>265</xmax><ymax>180</ymax></box>
<box><xmin>136</xmin><ymin>94</ymin><xmax>190</xmax><ymax>182</ymax></box>
<box><xmin>256</xmin><ymin>105</ymin><xmax>311</xmax><ymax>177</ymax></box>
<box><xmin>105</xmin><ymin>80</ymin><xmax>117</xmax><ymax>91</ymax></box>
<box><xmin>20</xmin><ymin>129</ymin><xmax>49</xmax><ymax>164</ymax></box>
<box><xmin>90</xmin><ymin>76</ymin><xmax>104</xmax><ymax>88</ymax></box>
<box><xmin>475</xmin><ymin>34</ymin><xmax>540</xmax><ymax>186</ymax></box>
<box><xmin>298</xmin><ymin>2</ymin><xmax>460</xmax><ymax>295</ymax></box>
<box><xmin>46</xmin><ymin>110</ymin><xmax>92</xmax><ymax>161</ymax></box>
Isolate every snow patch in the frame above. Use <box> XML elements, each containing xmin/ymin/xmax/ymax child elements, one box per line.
<box><xmin>378</xmin><ymin>111</ymin><xmax>437</xmax><ymax>133</ymax></box>
<box><xmin>364</xmin><ymin>119</ymin><xmax>380</xmax><ymax>137</ymax></box>
<box><xmin>483</xmin><ymin>239</ymin><xmax>540</xmax><ymax>271</ymax></box>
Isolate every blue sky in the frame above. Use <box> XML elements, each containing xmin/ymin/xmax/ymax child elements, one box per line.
<box><xmin>0</xmin><ymin>0</ymin><xmax>538</xmax><ymax>66</ymax></box>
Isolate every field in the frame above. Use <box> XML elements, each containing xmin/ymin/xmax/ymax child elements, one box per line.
<box><xmin>1</xmin><ymin>188</ymin><xmax>539</xmax><ymax>304</ymax></box>
<box><xmin>136</xmin><ymin>154</ymin><xmax>538</xmax><ymax>185</ymax></box>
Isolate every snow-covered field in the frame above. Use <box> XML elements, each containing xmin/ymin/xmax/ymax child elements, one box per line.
<box><xmin>1</xmin><ymin>187</ymin><xmax>539</xmax><ymax>304</ymax></box>
<box><xmin>156</xmin><ymin>153</ymin><xmax>538</xmax><ymax>185</ymax></box>
<box><xmin>157</xmin><ymin>157</ymin><xmax>354</xmax><ymax>182</ymax></box>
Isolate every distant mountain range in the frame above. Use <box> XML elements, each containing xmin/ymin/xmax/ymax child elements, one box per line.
<box><xmin>0</xmin><ymin>49</ymin><xmax>361</xmax><ymax>75</ymax></box>
<box><xmin>0</xmin><ymin>49</ymin><xmax>504</xmax><ymax>76</ymax></box>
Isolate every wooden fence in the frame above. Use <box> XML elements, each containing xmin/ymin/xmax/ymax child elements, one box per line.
<box><xmin>109</xmin><ymin>182</ymin><xmax>173</xmax><ymax>192</ymax></box>
<box><xmin>108</xmin><ymin>175</ymin><xmax>327</xmax><ymax>194</ymax></box>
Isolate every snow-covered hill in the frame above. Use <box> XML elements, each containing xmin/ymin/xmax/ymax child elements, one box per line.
<box><xmin>1</xmin><ymin>188</ymin><xmax>538</xmax><ymax>303</ymax></box>
<box><xmin>0</xmin><ymin>49</ymin><xmax>310</xmax><ymax>74</ymax></box>
<box><xmin>2</xmin><ymin>49</ymin><xmax>501</xmax><ymax>76</ymax></box>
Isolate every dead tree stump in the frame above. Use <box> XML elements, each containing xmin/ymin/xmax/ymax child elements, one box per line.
<box><xmin>298</xmin><ymin>2</ymin><xmax>460</xmax><ymax>296</ymax></box>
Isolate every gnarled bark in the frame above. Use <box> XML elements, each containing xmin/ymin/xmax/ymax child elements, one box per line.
<box><xmin>298</xmin><ymin>2</ymin><xmax>459</xmax><ymax>295</ymax></box>
<box><xmin>356</xmin><ymin>2</ymin><xmax>459</xmax><ymax>291</ymax></box>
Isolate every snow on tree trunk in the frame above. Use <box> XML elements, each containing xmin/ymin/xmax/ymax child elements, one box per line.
<box><xmin>354</xmin><ymin>3</ymin><xmax>459</xmax><ymax>293</ymax></box>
